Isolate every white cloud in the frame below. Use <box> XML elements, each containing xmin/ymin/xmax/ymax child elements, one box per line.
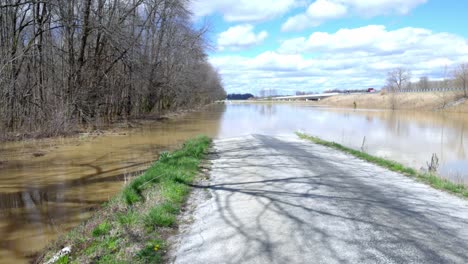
<box><xmin>282</xmin><ymin>0</ymin><xmax>427</xmax><ymax>32</ymax></box>
<box><xmin>212</xmin><ymin>25</ymin><xmax>468</xmax><ymax>94</ymax></box>
<box><xmin>307</xmin><ymin>0</ymin><xmax>348</xmax><ymax>19</ymax></box>
<box><xmin>282</xmin><ymin>15</ymin><xmax>315</xmax><ymax>32</ymax></box>
<box><xmin>347</xmin><ymin>0</ymin><xmax>427</xmax><ymax>16</ymax></box>
<box><xmin>217</xmin><ymin>24</ymin><xmax>268</xmax><ymax>50</ymax></box>
<box><xmin>191</xmin><ymin>0</ymin><xmax>299</xmax><ymax>22</ymax></box>
<box><xmin>279</xmin><ymin>25</ymin><xmax>467</xmax><ymax>56</ymax></box>
<box><xmin>282</xmin><ymin>0</ymin><xmax>347</xmax><ymax>31</ymax></box>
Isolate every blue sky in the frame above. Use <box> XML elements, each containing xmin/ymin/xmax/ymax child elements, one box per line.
<box><xmin>190</xmin><ymin>0</ymin><xmax>468</xmax><ymax>95</ymax></box>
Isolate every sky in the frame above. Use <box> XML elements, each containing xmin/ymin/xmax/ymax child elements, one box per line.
<box><xmin>190</xmin><ymin>0</ymin><xmax>468</xmax><ymax>95</ymax></box>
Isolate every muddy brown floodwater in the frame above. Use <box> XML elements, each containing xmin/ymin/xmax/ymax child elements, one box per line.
<box><xmin>1</xmin><ymin>102</ymin><xmax>468</xmax><ymax>263</ymax></box>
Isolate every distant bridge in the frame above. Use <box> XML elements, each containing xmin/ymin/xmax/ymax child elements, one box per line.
<box><xmin>271</xmin><ymin>93</ymin><xmax>340</xmax><ymax>101</ymax></box>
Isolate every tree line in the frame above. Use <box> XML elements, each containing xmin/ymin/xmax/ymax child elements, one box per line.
<box><xmin>226</xmin><ymin>93</ymin><xmax>254</xmax><ymax>100</ymax></box>
<box><xmin>0</xmin><ymin>0</ymin><xmax>226</xmax><ymax>136</ymax></box>
<box><xmin>385</xmin><ymin>63</ymin><xmax>468</xmax><ymax>96</ymax></box>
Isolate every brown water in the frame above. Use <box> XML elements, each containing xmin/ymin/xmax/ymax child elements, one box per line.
<box><xmin>1</xmin><ymin>103</ymin><xmax>468</xmax><ymax>263</ymax></box>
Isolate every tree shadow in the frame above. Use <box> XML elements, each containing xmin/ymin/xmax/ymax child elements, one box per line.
<box><xmin>182</xmin><ymin>135</ymin><xmax>468</xmax><ymax>263</ymax></box>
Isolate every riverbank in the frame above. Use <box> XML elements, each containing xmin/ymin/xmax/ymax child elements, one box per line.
<box><xmin>314</xmin><ymin>92</ymin><xmax>468</xmax><ymax>112</ymax></box>
<box><xmin>0</xmin><ymin>103</ymin><xmax>221</xmax><ymax>143</ymax></box>
<box><xmin>34</xmin><ymin>136</ymin><xmax>211</xmax><ymax>264</ymax></box>
<box><xmin>297</xmin><ymin>132</ymin><xmax>468</xmax><ymax>198</ymax></box>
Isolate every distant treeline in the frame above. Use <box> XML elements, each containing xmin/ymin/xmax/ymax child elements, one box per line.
<box><xmin>0</xmin><ymin>0</ymin><xmax>226</xmax><ymax>136</ymax></box>
<box><xmin>227</xmin><ymin>94</ymin><xmax>254</xmax><ymax>100</ymax></box>
<box><xmin>384</xmin><ymin>66</ymin><xmax>467</xmax><ymax>97</ymax></box>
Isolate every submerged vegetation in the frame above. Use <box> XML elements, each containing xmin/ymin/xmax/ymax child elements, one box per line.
<box><xmin>38</xmin><ymin>136</ymin><xmax>211</xmax><ymax>264</ymax></box>
<box><xmin>297</xmin><ymin>132</ymin><xmax>468</xmax><ymax>198</ymax></box>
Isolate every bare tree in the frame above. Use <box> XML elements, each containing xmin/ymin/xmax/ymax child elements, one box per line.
<box><xmin>435</xmin><ymin>65</ymin><xmax>456</xmax><ymax>108</ymax></box>
<box><xmin>386</xmin><ymin>68</ymin><xmax>412</xmax><ymax>92</ymax></box>
<box><xmin>385</xmin><ymin>68</ymin><xmax>411</xmax><ymax>110</ymax></box>
<box><xmin>0</xmin><ymin>0</ymin><xmax>226</xmax><ymax>138</ymax></box>
<box><xmin>454</xmin><ymin>63</ymin><xmax>468</xmax><ymax>97</ymax></box>
<box><xmin>418</xmin><ymin>76</ymin><xmax>429</xmax><ymax>91</ymax></box>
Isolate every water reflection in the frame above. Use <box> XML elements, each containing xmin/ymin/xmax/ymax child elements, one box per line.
<box><xmin>0</xmin><ymin>105</ymin><xmax>225</xmax><ymax>263</ymax></box>
<box><xmin>1</xmin><ymin>102</ymin><xmax>468</xmax><ymax>263</ymax></box>
<box><xmin>217</xmin><ymin>103</ymin><xmax>468</xmax><ymax>184</ymax></box>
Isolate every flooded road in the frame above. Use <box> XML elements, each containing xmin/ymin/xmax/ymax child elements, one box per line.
<box><xmin>1</xmin><ymin>102</ymin><xmax>467</xmax><ymax>263</ymax></box>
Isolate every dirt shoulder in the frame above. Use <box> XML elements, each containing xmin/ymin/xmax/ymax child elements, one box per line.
<box><xmin>314</xmin><ymin>92</ymin><xmax>468</xmax><ymax>112</ymax></box>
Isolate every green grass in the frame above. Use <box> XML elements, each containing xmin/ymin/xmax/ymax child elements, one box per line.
<box><xmin>92</xmin><ymin>222</ymin><xmax>112</xmax><ymax>237</ymax></box>
<box><xmin>116</xmin><ymin>211</ymin><xmax>139</xmax><ymax>226</ymax></box>
<box><xmin>41</xmin><ymin>136</ymin><xmax>211</xmax><ymax>264</ymax></box>
<box><xmin>136</xmin><ymin>239</ymin><xmax>165</xmax><ymax>263</ymax></box>
<box><xmin>56</xmin><ymin>255</ymin><xmax>69</xmax><ymax>264</ymax></box>
<box><xmin>84</xmin><ymin>241</ymin><xmax>100</xmax><ymax>256</ymax></box>
<box><xmin>144</xmin><ymin>203</ymin><xmax>179</xmax><ymax>228</ymax></box>
<box><xmin>160</xmin><ymin>180</ymin><xmax>190</xmax><ymax>205</ymax></box>
<box><xmin>297</xmin><ymin>132</ymin><xmax>468</xmax><ymax>198</ymax></box>
<box><xmin>123</xmin><ymin>136</ymin><xmax>211</xmax><ymax>205</ymax></box>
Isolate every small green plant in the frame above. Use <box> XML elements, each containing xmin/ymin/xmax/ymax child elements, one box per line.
<box><xmin>84</xmin><ymin>236</ymin><xmax>120</xmax><ymax>260</ymax></box>
<box><xmin>159</xmin><ymin>151</ymin><xmax>171</xmax><ymax>162</ymax></box>
<box><xmin>92</xmin><ymin>221</ymin><xmax>112</xmax><ymax>237</ymax></box>
<box><xmin>117</xmin><ymin>211</ymin><xmax>139</xmax><ymax>226</ymax></box>
<box><xmin>144</xmin><ymin>203</ymin><xmax>178</xmax><ymax>228</ymax></box>
<box><xmin>56</xmin><ymin>255</ymin><xmax>69</xmax><ymax>264</ymax></box>
<box><xmin>137</xmin><ymin>240</ymin><xmax>165</xmax><ymax>263</ymax></box>
<box><xmin>105</xmin><ymin>237</ymin><xmax>119</xmax><ymax>251</ymax></box>
<box><xmin>122</xmin><ymin>187</ymin><xmax>141</xmax><ymax>205</ymax></box>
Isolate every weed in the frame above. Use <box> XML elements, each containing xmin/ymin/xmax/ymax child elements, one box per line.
<box><xmin>159</xmin><ymin>151</ymin><xmax>171</xmax><ymax>162</ymax></box>
<box><xmin>84</xmin><ymin>236</ymin><xmax>119</xmax><ymax>261</ymax></box>
<box><xmin>137</xmin><ymin>239</ymin><xmax>165</xmax><ymax>263</ymax></box>
<box><xmin>123</xmin><ymin>186</ymin><xmax>142</xmax><ymax>205</ymax></box>
<box><xmin>117</xmin><ymin>211</ymin><xmax>139</xmax><ymax>226</ymax></box>
<box><xmin>92</xmin><ymin>222</ymin><xmax>112</xmax><ymax>237</ymax></box>
<box><xmin>56</xmin><ymin>255</ymin><xmax>69</xmax><ymax>264</ymax></box>
<box><xmin>105</xmin><ymin>237</ymin><xmax>119</xmax><ymax>251</ymax></box>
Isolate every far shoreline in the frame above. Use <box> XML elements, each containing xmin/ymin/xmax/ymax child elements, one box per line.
<box><xmin>226</xmin><ymin>91</ymin><xmax>468</xmax><ymax>113</ymax></box>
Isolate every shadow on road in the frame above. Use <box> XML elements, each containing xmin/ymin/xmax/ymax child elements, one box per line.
<box><xmin>184</xmin><ymin>135</ymin><xmax>468</xmax><ymax>264</ymax></box>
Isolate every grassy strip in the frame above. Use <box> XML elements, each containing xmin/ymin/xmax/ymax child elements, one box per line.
<box><xmin>39</xmin><ymin>136</ymin><xmax>211</xmax><ymax>264</ymax></box>
<box><xmin>297</xmin><ymin>132</ymin><xmax>468</xmax><ymax>198</ymax></box>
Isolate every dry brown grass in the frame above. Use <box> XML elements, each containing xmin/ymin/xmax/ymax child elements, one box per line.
<box><xmin>315</xmin><ymin>92</ymin><xmax>468</xmax><ymax>112</ymax></box>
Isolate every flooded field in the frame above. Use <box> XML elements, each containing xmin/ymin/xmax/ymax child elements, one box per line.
<box><xmin>1</xmin><ymin>102</ymin><xmax>467</xmax><ymax>263</ymax></box>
